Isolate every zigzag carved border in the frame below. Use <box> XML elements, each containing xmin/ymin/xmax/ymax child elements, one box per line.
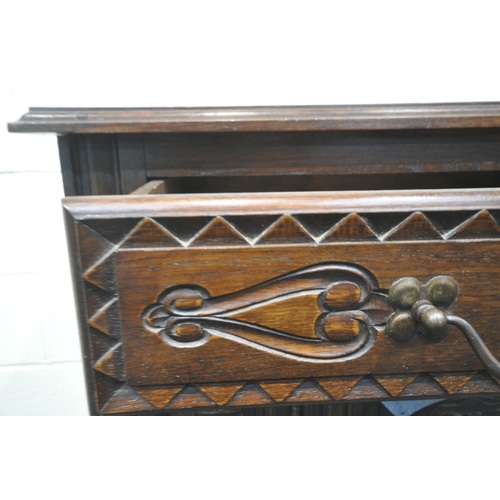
<box><xmin>97</xmin><ymin>371</ymin><xmax>500</xmax><ymax>415</ymax></box>
<box><xmin>81</xmin><ymin>209</ymin><xmax>500</xmax><ymax>253</ymax></box>
<box><xmin>76</xmin><ymin>209</ymin><xmax>500</xmax><ymax>414</ymax></box>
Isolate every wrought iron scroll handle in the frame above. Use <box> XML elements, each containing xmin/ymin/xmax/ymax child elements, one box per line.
<box><xmin>386</xmin><ymin>276</ymin><xmax>500</xmax><ymax>379</ymax></box>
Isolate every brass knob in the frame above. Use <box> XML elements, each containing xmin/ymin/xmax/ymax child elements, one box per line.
<box><xmin>386</xmin><ymin>275</ymin><xmax>457</xmax><ymax>341</ymax></box>
<box><xmin>412</xmin><ymin>300</ymin><xmax>448</xmax><ymax>336</ymax></box>
<box><xmin>386</xmin><ymin>275</ymin><xmax>500</xmax><ymax>379</ymax></box>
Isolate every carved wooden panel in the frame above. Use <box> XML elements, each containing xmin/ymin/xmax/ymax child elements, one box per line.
<box><xmin>64</xmin><ymin>191</ymin><xmax>500</xmax><ymax>414</ymax></box>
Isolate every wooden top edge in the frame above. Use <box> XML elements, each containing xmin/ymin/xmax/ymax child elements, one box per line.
<box><xmin>62</xmin><ymin>188</ymin><xmax>500</xmax><ymax>219</ymax></box>
<box><xmin>9</xmin><ymin>102</ymin><xmax>500</xmax><ymax>133</ymax></box>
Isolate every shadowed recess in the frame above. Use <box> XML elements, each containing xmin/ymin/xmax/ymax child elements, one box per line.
<box><xmin>81</xmin><ymin>218</ymin><xmax>142</xmax><ymax>244</ymax></box>
<box><xmin>154</xmin><ymin>217</ymin><xmax>213</xmax><ymax>242</ymax></box>
<box><xmin>448</xmin><ymin>210</ymin><xmax>500</xmax><ymax>239</ymax></box>
<box><xmin>223</xmin><ymin>215</ymin><xmax>281</xmax><ymax>240</ymax></box>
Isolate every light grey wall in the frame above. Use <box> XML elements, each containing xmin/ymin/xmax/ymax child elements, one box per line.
<box><xmin>1</xmin><ymin>2</ymin><xmax>499</xmax><ymax>415</ymax></box>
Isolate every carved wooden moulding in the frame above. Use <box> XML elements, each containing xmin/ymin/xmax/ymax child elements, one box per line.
<box><xmin>63</xmin><ymin>191</ymin><xmax>500</xmax><ymax>414</ymax></box>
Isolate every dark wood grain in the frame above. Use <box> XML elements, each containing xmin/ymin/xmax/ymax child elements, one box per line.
<box><xmin>163</xmin><ymin>172</ymin><xmax>500</xmax><ymax>195</ymax></box>
<box><xmin>63</xmin><ymin>190</ymin><xmax>500</xmax><ymax>414</ymax></box>
<box><xmin>16</xmin><ymin>102</ymin><xmax>500</xmax><ymax>415</ymax></box>
<box><xmin>56</xmin><ymin>134</ymin><xmax>120</xmax><ymax>196</ymax></box>
<box><xmin>57</xmin><ymin>133</ymin><xmax>148</xmax><ymax>196</ymax></box>
<box><xmin>9</xmin><ymin>103</ymin><xmax>500</xmax><ymax>133</ymax></box>
<box><xmin>63</xmin><ymin>188</ymin><xmax>500</xmax><ymax>219</ymax></box>
<box><xmin>62</xmin><ymin>203</ymin><xmax>99</xmax><ymax>416</ymax></box>
<box><xmin>129</xmin><ymin>180</ymin><xmax>167</xmax><ymax>195</ymax></box>
<box><xmin>116</xmin><ymin>134</ymin><xmax>147</xmax><ymax>194</ymax></box>
<box><xmin>144</xmin><ymin>129</ymin><xmax>500</xmax><ymax>178</ymax></box>
<box><xmin>117</xmin><ymin>242</ymin><xmax>499</xmax><ymax>385</ymax></box>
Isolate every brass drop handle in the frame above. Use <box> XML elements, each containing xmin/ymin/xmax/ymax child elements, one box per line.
<box><xmin>386</xmin><ymin>276</ymin><xmax>500</xmax><ymax>379</ymax></box>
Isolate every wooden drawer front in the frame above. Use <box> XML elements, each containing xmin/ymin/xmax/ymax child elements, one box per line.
<box><xmin>64</xmin><ymin>190</ymin><xmax>500</xmax><ymax>415</ymax></box>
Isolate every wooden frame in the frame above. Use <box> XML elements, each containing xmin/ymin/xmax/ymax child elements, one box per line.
<box><xmin>9</xmin><ymin>103</ymin><xmax>500</xmax><ymax>415</ymax></box>
<box><xmin>62</xmin><ymin>188</ymin><xmax>500</xmax><ymax>414</ymax></box>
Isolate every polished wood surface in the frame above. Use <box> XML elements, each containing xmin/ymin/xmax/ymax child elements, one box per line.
<box><xmin>11</xmin><ymin>105</ymin><xmax>500</xmax><ymax>197</ymax></box>
<box><xmin>56</xmin><ymin>134</ymin><xmax>148</xmax><ymax>196</ymax></box>
<box><xmin>9</xmin><ymin>102</ymin><xmax>500</xmax><ymax>133</ymax></box>
<box><xmin>64</xmin><ymin>189</ymin><xmax>500</xmax><ymax>414</ymax></box>
<box><xmin>64</xmin><ymin>188</ymin><xmax>500</xmax><ymax>218</ymax></box>
<box><xmin>11</xmin><ymin>103</ymin><xmax>500</xmax><ymax>415</ymax></box>
<box><xmin>144</xmin><ymin>129</ymin><xmax>500</xmax><ymax>178</ymax></box>
<box><xmin>129</xmin><ymin>180</ymin><xmax>167</xmax><ymax>195</ymax></box>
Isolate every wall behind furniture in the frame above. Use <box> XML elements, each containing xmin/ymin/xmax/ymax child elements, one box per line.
<box><xmin>1</xmin><ymin>1</ymin><xmax>499</xmax><ymax>415</ymax></box>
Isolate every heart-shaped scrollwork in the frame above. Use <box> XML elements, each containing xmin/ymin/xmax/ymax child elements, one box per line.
<box><xmin>142</xmin><ymin>263</ymin><xmax>391</xmax><ymax>362</ymax></box>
